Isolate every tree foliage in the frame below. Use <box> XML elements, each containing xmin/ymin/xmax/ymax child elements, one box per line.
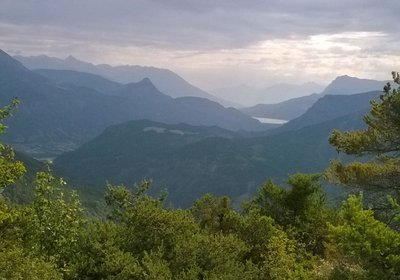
<box><xmin>329</xmin><ymin>194</ymin><xmax>400</xmax><ymax>278</ymax></box>
<box><xmin>327</xmin><ymin>72</ymin><xmax>400</xmax><ymax>192</ymax></box>
<box><xmin>244</xmin><ymin>174</ymin><xmax>331</xmax><ymax>255</ymax></box>
<box><xmin>0</xmin><ymin>98</ymin><xmax>25</xmax><ymax>190</ymax></box>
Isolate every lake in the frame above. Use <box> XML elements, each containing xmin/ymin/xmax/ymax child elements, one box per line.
<box><xmin>253</xmin><ymin>117</ymin><xmax>288</xmax><ymax>125</ymax></box>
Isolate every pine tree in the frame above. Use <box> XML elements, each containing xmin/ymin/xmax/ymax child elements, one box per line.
<box><xmin>326</xmin><ymin>72</ymin><xmax>400</xmax><ymax>193</ymax></box>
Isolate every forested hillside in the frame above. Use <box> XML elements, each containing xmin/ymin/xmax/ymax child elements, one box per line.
<box><xmin>54</xmin><ymin>82</ymin><xmax>380</xmax><ymax>206</ymax></box>
<box><xmin>54</xmin><ymin>114</ymin><xmax>361</xmax><ymax>207</ymax></box>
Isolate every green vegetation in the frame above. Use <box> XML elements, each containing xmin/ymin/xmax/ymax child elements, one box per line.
<box><xmin>1</xmin><ymin>72</ymin><xmax>400</xmax><ymax>279</ymax></box>
<box><xmin>54</xmin><ymin>111</ymin><xmax>364</xmax><ymax>207</ymax></box>
<box><xmin>327</xmin><ymin>72</ymin><xmax>400</xmax><ymax>194</ymax></box>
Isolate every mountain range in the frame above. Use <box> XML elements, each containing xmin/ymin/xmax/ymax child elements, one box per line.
<box><xmin>15</xmin><ymin>53</ymin><xmax>385</xmax><ymax>117</ymax></box>
<box><xmin>0</xmin><ymin>50</ymin><xmax>269</xmax><ymax>157</ymax></box>
<box><xmin>271</xmin><ymin>90</ymin><xmax>380</xmax><ymax>133</ymax></box>
<box><xmin>321</xmin><ymin>75</ymin><xmax>386</xmax><ymax>96</ymax></box>
<box><xmin>240</xmin><ymin>75</ymin><xmax>386</xmax><ymax>121</ymax></box>
<box><xmin>14</xmin><ymin>54</ymin><xmax>237</xmax><ymax>107</ymax></box>
<box><xmin>1</xmin><ymin>49</ymin><xmax>388</xmax><ymax>207</ymax></box>
<box><xmin>240</xmin><ymin>94</ymin><xmax>321</xmax><ymax>120</ymax></box>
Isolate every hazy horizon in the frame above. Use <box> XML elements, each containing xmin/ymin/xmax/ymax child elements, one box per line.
<box><xmin>1</xmin><ymin>0</ymin><xmax>399</xmax><ymax>89</ymax></box>
<box><xmin>13</xmin><ymin>51</ymin><xmax>329</xmax><ymax>91</ymax></box>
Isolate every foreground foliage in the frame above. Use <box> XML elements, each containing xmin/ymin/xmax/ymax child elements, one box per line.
<box><xmin>3</xmin><ymin>170</ymin><xmax>400</xmax><ymax>279</ymax></box>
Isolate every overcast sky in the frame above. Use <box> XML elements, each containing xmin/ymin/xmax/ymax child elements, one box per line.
<box><xmin>0</xmin><ymin>0</ymin><xmax>399</xmax><ymax>89</ymax></box>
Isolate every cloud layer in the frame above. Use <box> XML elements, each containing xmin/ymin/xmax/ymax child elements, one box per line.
<box><xmin>1</xmin><ymin>0</ymin><xmax>399</xmax><ymax>88</ymax></box>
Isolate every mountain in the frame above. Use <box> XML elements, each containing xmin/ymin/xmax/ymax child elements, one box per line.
<box><xmin>0</xmin><ymin>50</ymin><xmax>269</xmax><ymax>157</ymax></box>
<box><xmin>54</xmin><ymin>110</ymin><xmax>364</xmax><ymax>207</ymax></box>
<box><xmin>273</xmin><ymin>90</ymin><xmax>380</xmax><ymax>133</ymax></box>
<box><xmin>0</xmin><ymin>51</ymin><xmax>133</xmax><ymax>157</ymax></box>
<box><xmin>51</xmin><ymin>75</ymin><xmax>383</xmax><ymax>207</ymax></box>
<box><xmin>240</xmin><ymin>93</ymin><xmax>320</xmax><ymax>121</ymax></box>
<box><xmin>33</xmin><ymin>69</ymin><xmax>121</xmax><ymax>95</ymax></box>
<box><xmin>211</xmin><ymin>82</ymin><xmax>324</xmax><ymax>107</ymax></box>
<box><xmin>53</xmin><ymin>120</ymin><xmax>244</xmax><ymax>205</ymax></box>
<box><xmin>239</xmin><ymin>75</ymin><xmax>387</xmax><ymax>121</ymax></box>
<box><xmin>14</xmin><ymin>54</ymin><xmax>235</xmax><ymax>106</ymax></box>
<box><xmin>32</xmin><ymin>69</ymin><xmax>268</xmax><ymax>133</ymax></box>
<box><xmin>321</xmin><ymin>75</ymin><xmax>385</xmax><ymax>95</ymax></box>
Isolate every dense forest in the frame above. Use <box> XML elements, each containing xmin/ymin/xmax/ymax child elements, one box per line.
<box><xmin>1</xmin><ymin>72</ymin><xmax>400</xmax><ymax>279</ymax></box>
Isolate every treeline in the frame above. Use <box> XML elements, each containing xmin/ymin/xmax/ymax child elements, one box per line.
<box><xmin>1</xmin><ymin>73</ymin><xmax>400</xmax><ymax>279</ymax></box>
<box><xmin>3</xmin><ymin>171</ymin><xmax>399</xmax><ymax>279</ymax></box>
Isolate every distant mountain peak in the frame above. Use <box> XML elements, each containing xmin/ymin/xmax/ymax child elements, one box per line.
<box><xmin>65</xmin><ymin>55</ymin><xmax>79</xmax><ymax>62</ymax></box>
<box><xmin>139</xmin><ymin>77</ymin><xmax>152</xmax><ymax>85</ymax></box>
<box><xmin>332</xmin><ymin>74</ymin><xmax>381</xmax><ymax>83</ymax></box>
<box><xmin>131</xmin><ymin>77</ymin><xmax>156</xmax><ymax>89</ymax></box>
<box><xmin>122</xmin><ymin>77</ymin><xmax>160</xmax><ymax>94</ymax></box>
<box><xmin>322</xmin><ymin>75</ymin><xmax>384</xmax><ymax>96</ymax></box>
<box><xmin>334</xmin><ymin>74</ymin><xmax>358</xmax><ymax>81</ymax></box>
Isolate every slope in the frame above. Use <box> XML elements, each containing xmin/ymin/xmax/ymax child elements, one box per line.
<box><xmin>240</xmin><ymin>93</ymin><xmax>320</xmax><ymax>120</ymax></box>
<box><xmin>15</xmin><ymin>54</ymin><xmax>233</xmax><ymax>105</ymax></box>
<box><xmin>239</xmin><ymin>75</ymin><xmax>387</xmax><ymax>121</ymax></box>
<box><xmin>54</xmin><ymin>112</ymin><xmax>365</xmax><ymax>207</ymax></box>
<box><xmin>33</xmin><ymin>69</ymin><xmax>121</xmax><ymax>95</ymax></box>
<box><xmin>273</xmin><ymin>91</ymin><xmax>380</xmax><ymax>133</ymax></box>
<box><xmin>322</xmin><ymin>75</ymin><xmax>386</xmax><ymax>95</ymax></box>
<box><xmin>0</xmin><ymin>50</ymin><xmax>268</xmax><ymax>157</ymax></box>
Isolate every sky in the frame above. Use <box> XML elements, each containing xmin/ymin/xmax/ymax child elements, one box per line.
<box><xmin>0</xmin><ymin>0</ymin><xmax>399</xmax><ymax>89</ymax></box>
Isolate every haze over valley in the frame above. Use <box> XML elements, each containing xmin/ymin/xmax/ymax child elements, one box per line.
<box><xmin>0</xmin><ymin>49</ymin><xmax>387</xmax><ymax>206</ymax></box>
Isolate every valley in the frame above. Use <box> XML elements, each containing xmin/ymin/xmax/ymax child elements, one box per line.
<box><xmin>0</xmin><ymin>49</ymin><xmax>385</xmax><ymax>207</ymax></box>
<box><xmin>2</xmin><ymin>2</ymin><xmax>399</xmax><ymax>278</ymax></box>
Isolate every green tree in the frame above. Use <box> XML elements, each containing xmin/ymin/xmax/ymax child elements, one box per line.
<box><xmin>329</xmin><ymin>194</ymin><xmax>400</xmax><ymax>278</ymax></box>
<box><xmin>30</xmin><ymin>171</ymin><xmax>85</xmax><ymax>278</ymax></box>
<box><xmin>327</xmin><ymin>72</ymin><xmax>400</xmax><ymax>193</ymax></box>
<box><xmin>0</xmin><ymin>98</ymin><xmax>25</xmax><ymax>190</ymax></box>
<box><xmin>191</xmin><ymin>194</ymin><xmax>241</xmax><ymax>234</ymax></box>
<box><xmin>0</xmin><ymin>244</ymin><xmax>62</xmax><ymax>280</ymax></box>
<box><xmin>0</xmin><ymin>99</ymin><xmax>61</xmax><ymax>279</ymax></box>
<box><xmin>245</xmin><ymin>174</ymin><xmax>330</xmax><ymax>255</ymax></box>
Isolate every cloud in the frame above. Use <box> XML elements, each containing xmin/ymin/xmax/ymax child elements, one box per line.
<box><xmin>1</xmin><ymin>0</ymin><xmax>399</xmax><ymax>50</ymax></box>
<box><xmin>0</xmin><ymin>0</ymin><xmax>399</xmax><ymax>88</ymax></box>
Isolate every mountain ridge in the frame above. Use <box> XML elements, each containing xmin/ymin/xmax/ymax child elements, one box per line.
<box><xmin>14</xmin><ymin>54</ymin><xmax>236</xmax><ymax>106</ymax></box>
<box><xmin>54</xmin><ymin>110</ymin><xmax>365</xmax><ymax>207</ymax></box>
<box><xmin>271</xmin><ymin>90</ymin><xmax>380</xmax><ymax>134</ymax></box>
<box><xmin>239</xmin><ymin>75</ymin><xmax>387</xmax><ymax>121</ymax></box>
<box><xmin>322</xmin><ymin>75</ymin><xmax>386</xmax><ymax>95</ymax></box>
<box><xmin>0</xmin><ymin>50</ymin><xmax>269</xmax><ymax>157</ymax></box>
